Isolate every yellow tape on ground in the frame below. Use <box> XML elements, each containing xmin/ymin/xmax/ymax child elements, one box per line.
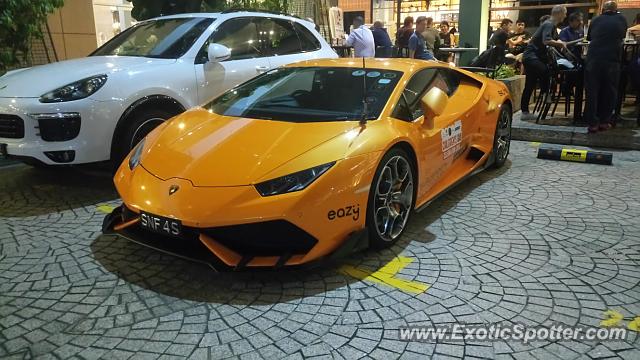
<box><xmin>600</xmin><ymin>310</ymin><xmax>624</xmax><ymax>328</ymax></box>
<box><xmin>599</xmin><ymin>310</ymin><xmax>640</xmax><ymax>332</ymax></box>
<box><xmin>339</xmin><ymin>256</ymin><xmax>430</xmax><ymax>294</ymax></box>
<box><xmin>628</xmin><ymin>317</ymin><xmax>640</xmax><ymax>332</ymax></box>
<box><xmin>96</xmin><ymin>204</ymin><xmax>115</xmax><ymax>214</ymax></box>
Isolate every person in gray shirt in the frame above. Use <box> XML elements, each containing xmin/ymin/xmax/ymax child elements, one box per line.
<box><xmin>520</xmin><ymin>5</ymin><xmax>568</xmax><ymax>119</ymax></box>
<box><xmin>421</xmin><ymin>17</ymin><xmax>441</xmax><ymax>53</ymax></box>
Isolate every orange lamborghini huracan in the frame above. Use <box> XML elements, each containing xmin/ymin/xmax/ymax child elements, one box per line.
<box><xmin>103</xmin><ymin>58</ymin><xmax>512</xmax><ymax>270</ymax></box>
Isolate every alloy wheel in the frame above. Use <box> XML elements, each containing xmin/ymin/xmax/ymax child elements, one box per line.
<box><xmin>495</xmin><ymin>109</ymin><xmax>512</xmax><ymax>163</ymax></box>
<box><xmin>373</xmin><ymin>156</ymin><xmax>414</xmax><ymax>242</ymax></box>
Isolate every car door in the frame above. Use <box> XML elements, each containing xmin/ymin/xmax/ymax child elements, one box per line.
<box><xmin>257</xmin><ymin>17</ymin><xmax>306</xmax><ymax>68</ymax></box>
<box><xmin>392</xmin><ymin>68</ymin><xmax>465</xmax><ymax>200</ymax></box>
<box><xmin>194</xmin><ymin>17</ymin><xmax>272</xmax><ymax>105</ymax></box>
<box><xmin>428</xmin><ymin>69</ymin><xmax>467</xmax><ymax>167</ymax></box>
<box><xmin>432</xmin><ymin>68</ymin><xmax>485</xmax><ymax>167</ymax></box>
<box><xmin>418</xmin><ymin>68</ymin><xmax>478</xmax><ymax>200</ymax></box>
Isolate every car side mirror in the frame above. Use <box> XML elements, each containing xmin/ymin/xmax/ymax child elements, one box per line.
<box><xmin>421</xmin><ymin>87</ymin><xmax>448</xmax><ymax>118</ymax></box>
<box><xmin>207</xmin><ymin>43</ymin><xmax>231</xmax><ymax>62</ymax></box>
<box><xmin>420</xmin><ymin>87</ymin><xmax>448</xmax><ymax>129</ymax></box>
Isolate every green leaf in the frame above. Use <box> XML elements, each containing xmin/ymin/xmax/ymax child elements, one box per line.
<box><xmin>495</xmin><ymin>64</ymin><xmax>517</xmax><ymax>79</ymax></box>
<box><xmin>0</xmin><ymin>0</ymin><xmax>64</xmax><ymax>69</ymax></box>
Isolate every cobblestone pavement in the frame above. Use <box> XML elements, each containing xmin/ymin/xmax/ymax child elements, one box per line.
<box><xmin>1</xmin><ymin>141</ymin><xmax>639</xmax><ymax>359</ymax></box>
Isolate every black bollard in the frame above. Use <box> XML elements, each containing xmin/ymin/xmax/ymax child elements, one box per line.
<box><xmin>536</xmin><ymin>147</ymin><xmax>613</xmax><ymax>165</ymax></box>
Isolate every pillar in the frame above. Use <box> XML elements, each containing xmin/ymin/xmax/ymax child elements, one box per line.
<box><xmin>458</xmin><ymin>0</ymin><xmax>490</xmax><ymax>66</ymax></box>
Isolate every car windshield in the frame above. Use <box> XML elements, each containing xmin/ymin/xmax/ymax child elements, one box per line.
<box><xmin>207</xmin><ymin>67</ymin><xmax>403</xmax><ymax>122</ymax></box>
<box><xmin>91</xmin><ymin>17</ymin><xmax>213</xmax><ymax>58</ymax></box>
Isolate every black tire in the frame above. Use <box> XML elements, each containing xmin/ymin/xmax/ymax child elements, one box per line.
<box><xmin>112</xmin><ymin>108</ymin><xmax>179</xmax><ymax>167</ymax></box>
<box><xmin>492</xmin><ymin>104</ymin><xmax>512</xmax><ymax>169</ymax></box>
<box><xmin>366</xmin><ymin>148</ymin><xmax>417</xmax><ymax>250</ymax></box>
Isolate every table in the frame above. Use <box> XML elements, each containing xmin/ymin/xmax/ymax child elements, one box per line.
<box><xmin>438</xmin><ymin>47</ymin><xmax>479</xmax><ymax>66</ymax></box>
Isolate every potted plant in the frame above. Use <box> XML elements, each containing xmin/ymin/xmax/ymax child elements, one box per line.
<box><xmin>495</xmin><ymin>65</ymin><xmax>525</xmax><ymax>113</ymax></box>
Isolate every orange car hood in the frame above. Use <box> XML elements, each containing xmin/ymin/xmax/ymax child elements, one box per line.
<box><xmin>141</xmin><ymin>109</ymin><xmax>359</xmax><ymax>186</ymax></box>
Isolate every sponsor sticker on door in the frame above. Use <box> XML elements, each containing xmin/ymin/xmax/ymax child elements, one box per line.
<box><xmin>441</xmin><ymin>120</ymin><xmax>462</xmax><ymax>160</ymax></box>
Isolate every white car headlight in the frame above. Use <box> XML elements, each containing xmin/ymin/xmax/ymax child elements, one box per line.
<box><xmin>128</xmin><ymin>139</ymin><xmax>146</xmax><ymax>170</ymax></box>
<box><xmin>40</xmin><ymin>74</ymin><xmax>108</xmax><ymax>103</ymax></box>
<box><xmin>255</xmin><ymin>162</ymin><xmax>335</xmax><ymax>197</ymax></box>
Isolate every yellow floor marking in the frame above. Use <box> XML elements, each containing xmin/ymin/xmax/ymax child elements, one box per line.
<box><xmin>530</xmin><ymin>142</ymin><xmax>541</xmax><ymax>147</ymax></box>
<box><xmin>600</xmin><ymin>310</ymin><xmax>624</xmax><ymax>327</ymax></box>
<box><xmin>96</xmin><ymin>204</ymin><xmax>115</xmax><ymax>214</ymax></box>
<box><xmin>339</xmin><ymin>256</ymin><xmax>430</xmax><ymax>294</ymax></box>
<box><xmin>627</xmin><ymin>317</ymin><xmax>640</xmax><ymax>332</ymax></box>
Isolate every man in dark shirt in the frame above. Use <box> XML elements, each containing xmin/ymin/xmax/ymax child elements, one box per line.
<box><xmin>509</xmin><ymin>20</ymin><xmax>531</xmax><ymax>55</ymax></box>
<box><xmin>395</xmin><ymin>16</ymin><xmax>414</xmax><ymax>57</ymax></box>
<box><xmin>409</xmin><ymin>16</ymin><xmax>435</xmax><ymax>61</ymax></box>
<box><xmin>371</xmin><ymin>21</ymin><xmax>393</xmax><ymax>58</ymax></box>
<box><xmin>584</xmin><ymin>1</ymin><xmax>628</xmax><ymax>132</ymax></box>
<box><xmin>490</xmin><ymin>19</ymin><xmax>513</xmax><ymax>48</ymax></box>
<box><xmin>489</xmin><ymin>19</ymin><xmax>513</xmax><ymax>67</ymax></box>
<box><xmin>559</xmin><ymin>12</ymin><xmax>584</xmax><ymax>60</ymax></box>
<box><xmin>558</xmin><ymin>12</ymin><xmax>585</xmax><ymax>120</ymax></box>
<box><xmin>520</xmin><ymin>5</ymin><xmax>568</xmax><ymax>119</ymax></box>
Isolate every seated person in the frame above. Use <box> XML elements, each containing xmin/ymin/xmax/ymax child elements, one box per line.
<box><xmin>509</xmin><ymin>20</ymin><xmax>531</xmax><ymax>55</ymax></box>
<box><xmin>559</xmin><ymin>12</ymin><xmax>585</xmax><ymax>61</ymax></box>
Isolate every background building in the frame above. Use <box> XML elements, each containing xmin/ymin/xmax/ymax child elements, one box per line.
<box><xmin>45</xmin><ymin>0</ymin><xmax>134</xmax><ymax>62</ymax></box>
<box><xmin>28</xmin><ymin>0</ymin><xmax>640</xmax><ymax>65</ymax></box>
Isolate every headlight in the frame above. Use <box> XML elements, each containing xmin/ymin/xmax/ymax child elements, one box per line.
<box><xmin>40</xmin><ymin>74</ymin><xmax>108</xmax><ymax>103</ymax></box>
<box><xmin>128</xmin><ymin>139</ymin><xmax>146</xmax><ymax>170</ymax></box>
<box><xmin>255</xmin><ymin>162</ymin><xmax>335</xmax><ymax>196</ymax></box>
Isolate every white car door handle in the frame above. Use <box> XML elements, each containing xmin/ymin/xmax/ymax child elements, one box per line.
<box><xmin>255</xmin><ymin>66</ymin><xmax>270</xmax><ymax>73</ymax></box>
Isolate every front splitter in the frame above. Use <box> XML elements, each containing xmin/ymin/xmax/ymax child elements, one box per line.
<box><xmin>102</xmin><ymin>204</ymin><xmax>370</xmax><ymax>272</ymax></box>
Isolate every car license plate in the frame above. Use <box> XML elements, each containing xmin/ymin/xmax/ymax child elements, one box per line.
<box><xmin>0</xmin><ymin>144</ymin><xmax>7</xmax><ymax>158</ymax></box>
<box><xmin>140</xmin><ymin>212</ymin><xmax>182</xmax><ymax>237</ymax></box>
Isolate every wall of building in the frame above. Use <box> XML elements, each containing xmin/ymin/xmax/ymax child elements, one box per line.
<box><xmin>47</xmin><ymin>0</ymin><xmax>98</xmax><ymax>60</ymax></box>
<box><xmin>93</xmin><ymin>0</ymin><xmax>135</xmax><ymax>48</ymax></box>
<box><xmin>338</xmin><ymin>0</ymin><xmax>372</xmax><ymax>24</ymax></box>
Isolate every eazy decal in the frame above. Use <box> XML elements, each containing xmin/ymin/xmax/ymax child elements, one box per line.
<box><xmin>441</xmin><ymin>120</ymin><xmax>462</xmax><ymax>160</ymax></box>
<box><xmin>328</xmin><ymin>205</ymin><xmax>360</xmax><ymax>221</ymax></box>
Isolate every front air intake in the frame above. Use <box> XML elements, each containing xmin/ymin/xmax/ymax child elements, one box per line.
<box><xmin>203</xmin><ymin>220</ymin><xmax>318</xmax><ymax>256</ymax></box>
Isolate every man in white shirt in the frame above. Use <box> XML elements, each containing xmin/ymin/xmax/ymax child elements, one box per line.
<box><xmin>346</xmin><ymin>16</ymin><xmax>375</xmax><ymax>57</ymax></box>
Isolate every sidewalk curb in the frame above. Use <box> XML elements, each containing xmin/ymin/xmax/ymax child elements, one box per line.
<box><xmin>511</xmin><ymin>113</ymin><xmax>640</xmax><ymax>150</ymax></box>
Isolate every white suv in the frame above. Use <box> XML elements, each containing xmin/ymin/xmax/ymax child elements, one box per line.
<box><xmin>0</xmin><ymin>10</ymin><xmax>336</xmax><ymax>166</ymax></box>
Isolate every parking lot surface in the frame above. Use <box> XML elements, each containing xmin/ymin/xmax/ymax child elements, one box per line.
<box><xmin>1</xmin><ymin>141</ymin><xmax>639</xmax><ymax>359</ymax></box>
